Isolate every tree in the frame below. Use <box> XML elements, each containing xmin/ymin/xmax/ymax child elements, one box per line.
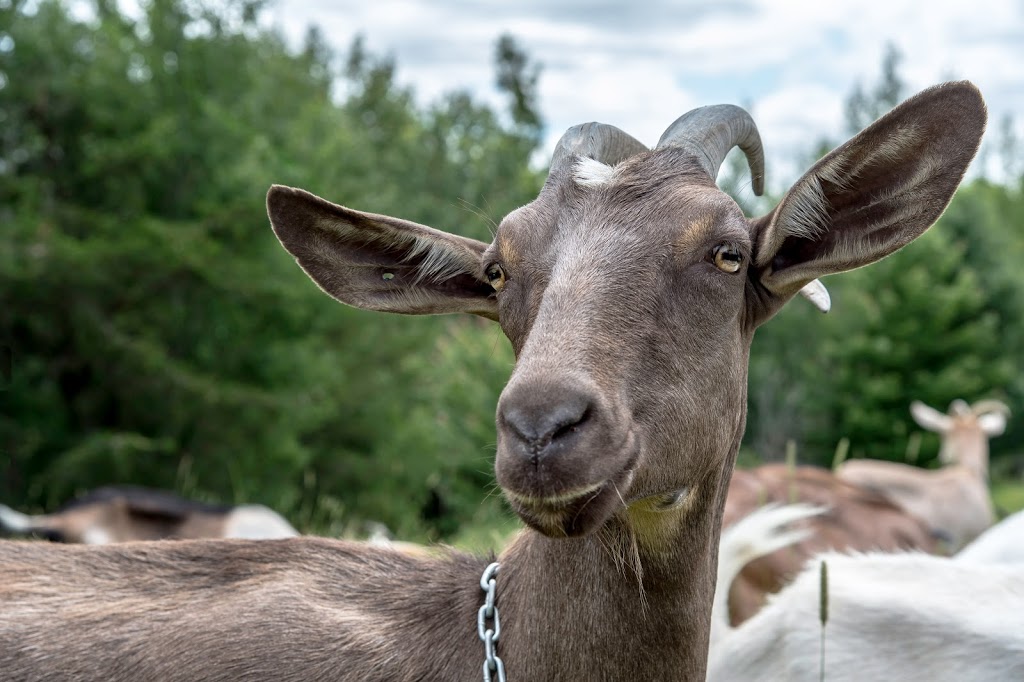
<box><xmin>0</xmin><ymin>0</ymin><xmax>544</xmax><ymax>540</ymax></box>
<box><xmin>844</xmin><ymin>43</ymin><xmax>904</xmax><ymax>134</ymax></box>
<box><xmin>494</xmin><ymin>34</ymin><xmax>542</xmax><ymax>139</ymax></box>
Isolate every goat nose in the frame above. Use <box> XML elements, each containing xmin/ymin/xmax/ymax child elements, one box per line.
<box><xmin>499</xmin><ymin>390</ymin><xmax>592</xmax><ymax>460</ymax></box>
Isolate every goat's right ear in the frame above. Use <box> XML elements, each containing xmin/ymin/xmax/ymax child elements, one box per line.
<box><xmin>751</xmin><ymin>81</ymin><xmax>986</xmax><ymax>314</ymax></box>
<box><xmin>267</xmin><ymin>186</ymin><xmax>498</xmax><ymax>320</ymax></box>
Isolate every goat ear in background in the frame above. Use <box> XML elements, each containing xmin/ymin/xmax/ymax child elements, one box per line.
<box><xmin>751</xmin><ymin>81</ymin><xmax>986</xmax><ymax>313</ymax></box>
<box><xmin>978</xmin><ymin>412</ymin><xmax>1008</xmax><ymax>437</ymax></box>
<box><xmin>910</xmin><ymin>401</ymin><xmax>952</xmax><ymax>434</ymax></box>
<box><xmin>267</xmin><ymin>186</ymin><xmax>498</xmax><ymax>320</ymax></box>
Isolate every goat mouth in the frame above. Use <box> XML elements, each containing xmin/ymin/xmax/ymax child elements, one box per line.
<box><xmin>503</xmin><ymin>465</ymin><xmax>636</xmax><ymax>538</ymax></box>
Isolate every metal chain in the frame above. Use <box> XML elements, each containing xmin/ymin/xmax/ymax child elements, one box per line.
<box><xmin>478</xmin><ymin>561</ymin><xmax>506</xmax><ymax>682</ymax></box>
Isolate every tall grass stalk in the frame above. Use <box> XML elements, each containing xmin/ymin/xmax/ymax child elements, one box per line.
<box><xmin>819</xmin><ymin>559</ymin><xmax>829</xmax><ymax>682</ymax></box>
<box><xmin>905</xmin><ymin>432</ymin><xmax>922</xmax><ymax>464</ymax></box>
<box><xmin>831</xmin><ymin>437</ymin><xmax>850</xmax><ymax>470</ymax></box>
<box><xmin>786</xmin><ymin>440</ymin><xmax>798</xmax><ymax>503</ymax></box>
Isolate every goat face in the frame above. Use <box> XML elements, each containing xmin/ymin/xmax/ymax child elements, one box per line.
<box><xmin>268</xmin><ymin>82</ymin><xmax>986</xmax><ymax>540</ymax></box>
<box><xmin>490</xmin><ymin>155</ymin><xmax>754</xmax><ymax>537</ymax></box>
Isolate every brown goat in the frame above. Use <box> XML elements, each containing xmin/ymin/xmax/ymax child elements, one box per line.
<box><xmin>0</xmin><ymin>82</ymin><xmax>986</xmax><ymax>681</ymax></box>
<box><xmin>838</xmin><ymin>399</ymin><xmax>1009</xmax><ymax>551</ymax></box>
<box><xmin>0</xmin><ymin>486</ymin><xmax>298</xmax><ymax>543</ymax></box>
<box><xmin>723</xmin><ymin>464</ymin><xmax>937</xmax><ymax>624</ymax></box>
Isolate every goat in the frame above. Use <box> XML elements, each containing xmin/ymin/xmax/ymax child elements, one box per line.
<box><xmin>838</xmin><ymin>398</ymin><xmax>1009</xmax><ymax>551</ymax></box>
<box><xmin>0</xmin><ymin>485</ymin><xmax>298</xmax><ymax>543</ymax></box>
<box><xmin>707</xmin><ymin>544</ymin><xmax>1024</xmax><ymax>681</ymax></box>
<box><xmin>723</xmin><ymin>464</ymin><xmax>936</xmax><ymax>624</ymax></box>
<box><xmin>954</xmin><ymin>509</ymin><xmax>1024</xmax><ymax>565</ymax></box>
<box><xmin>0</xmin><ymin>82</ymin><xmax>986</xmax><ymax>681</ymax></box>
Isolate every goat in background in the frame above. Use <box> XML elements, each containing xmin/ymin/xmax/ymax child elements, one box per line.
<box><xmin>838</xmin><ymin>398</ymin><xmax>1009</xmax><ymax>551</ymax></box>
<box><xmin>0</xmin><ymin>486</ymin><xmax>298</xmax><ymax>543</ymax></box>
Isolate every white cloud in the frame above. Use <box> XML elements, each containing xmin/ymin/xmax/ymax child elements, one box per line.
<box><xmin>272</xmin><ymin>0</ymin><xmax>1024</xmax><ymax>184</ymax></box>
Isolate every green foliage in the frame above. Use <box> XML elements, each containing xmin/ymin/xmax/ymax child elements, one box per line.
<box><xmin>806</xmin><ymin>226</ymin><xmax>1012</xmax><ymax>463</ymax></box>
<box><xmin>0</xmin><ymin>0</ymin><xmax>541</xmax><ymax>538</ymax></box>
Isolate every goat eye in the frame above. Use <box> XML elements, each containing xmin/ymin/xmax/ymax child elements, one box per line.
<box><xmin>711</xmin><ymin>244</ymin><xmax>743</xmax><ymax>273</ymax></box>
<box><xmin>485</xmin><ymin>264</ymin><xmax>506</xmax><ymax>291</ymax></box>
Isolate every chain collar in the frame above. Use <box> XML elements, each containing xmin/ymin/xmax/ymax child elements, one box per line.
<box><xmin>478</xmin><ymin>561</ymin><xmax>506</xmax><ymax>682</ymax></box>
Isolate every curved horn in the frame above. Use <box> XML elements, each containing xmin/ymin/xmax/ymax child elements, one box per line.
<box><xmin>656</xmin><ymin>105</ymin><xmax>765</xmax><ymax>196</ymax></box>
<box><xmin>549</xmin><ymin>123</ymin><xmax>648</xmax><ymax>177</ymax></box>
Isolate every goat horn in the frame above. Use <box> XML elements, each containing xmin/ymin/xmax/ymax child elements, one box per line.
<box><xmin>971</xmin><ymin>399</ymin><xmax>1011</xmax><ymax>417</ymax></box>
<box><xmin>549</xmin><ymin>123</ymin><xmax>648</xmax><ymax>176</ymax></box>
<box><xmin>656</xmin><ymin>105</ymin><xmax>765</xmax><ymax>196</ymax></box>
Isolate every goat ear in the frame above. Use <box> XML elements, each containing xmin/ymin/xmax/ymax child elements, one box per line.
<box><xmin>268</xmin><ymin>186</ymin><xmax>498</xmax><ymax>320</ymax></box>
<box><xmin>910</xmin><ymin>401</ymin><xmax>951</xmax><ymax>434</ymax></box>
<box><xmin>752</xmin><ymin>81</ymin><xmax>986</xmax><ymax>306</ymax></box>
<box><xmin>978</xmin><ymin>412</ymin><xmax>1007</xmax><ymax>437</ymax></box>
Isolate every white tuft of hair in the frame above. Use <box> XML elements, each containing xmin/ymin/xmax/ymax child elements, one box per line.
<box><xmin>798</xmin><ymin>279</ymin><xmax>831</xmax><ymax>313</ymax></box>
<box><xmin>573</xmin><ymin>157</ymin><xmax>617</xmax><ymax>188</ymax></box>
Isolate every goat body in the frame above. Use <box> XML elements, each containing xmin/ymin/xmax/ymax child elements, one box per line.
<box><xmin>0</xmin><ymin>538</ymin><xmax>485</xmax><ymax>681</ymax></box>
<box><xmin>708</xmin><ymin>550</ymin><xmax>1024</xmax><ymax>681</ymax></box>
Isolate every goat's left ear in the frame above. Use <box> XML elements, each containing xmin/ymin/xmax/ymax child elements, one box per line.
<box><xmin>752</xmin><ymin>81</ymin><xmax>986</xmax><ymax>312</ymax></box>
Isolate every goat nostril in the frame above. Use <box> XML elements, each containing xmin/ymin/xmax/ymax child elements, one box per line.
<box><xmin>550</xmin><ymin>407</ymin><xmax>589</xmax><ymax>443</ymax></box>
<box><xmin>501</xmin><ymin>393</ymin><xmax>593</xmax><ymax>454</ymax></box>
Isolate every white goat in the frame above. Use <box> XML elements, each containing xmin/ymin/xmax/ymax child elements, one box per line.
<box><xmin>709</xmin><ymin>507</ymin><xmax>1024</xmax><ymax>681</ymax></box>
<box><xmin>837</xmin><ymin>399</ymin><xmax>1009</xmax><ymax>551</ymax></box>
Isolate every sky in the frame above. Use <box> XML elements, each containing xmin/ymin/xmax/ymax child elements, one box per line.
<box><xmin>269</xmin><ymin>0</ymin><xmax>1024</xmax><ymax>190</ymax></box>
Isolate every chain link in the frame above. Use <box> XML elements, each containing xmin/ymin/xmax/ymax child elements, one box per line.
<box><xmin>478</xmin><ymin>562</ymin><xmax>506</xmax><ymax>682</ymax></box>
